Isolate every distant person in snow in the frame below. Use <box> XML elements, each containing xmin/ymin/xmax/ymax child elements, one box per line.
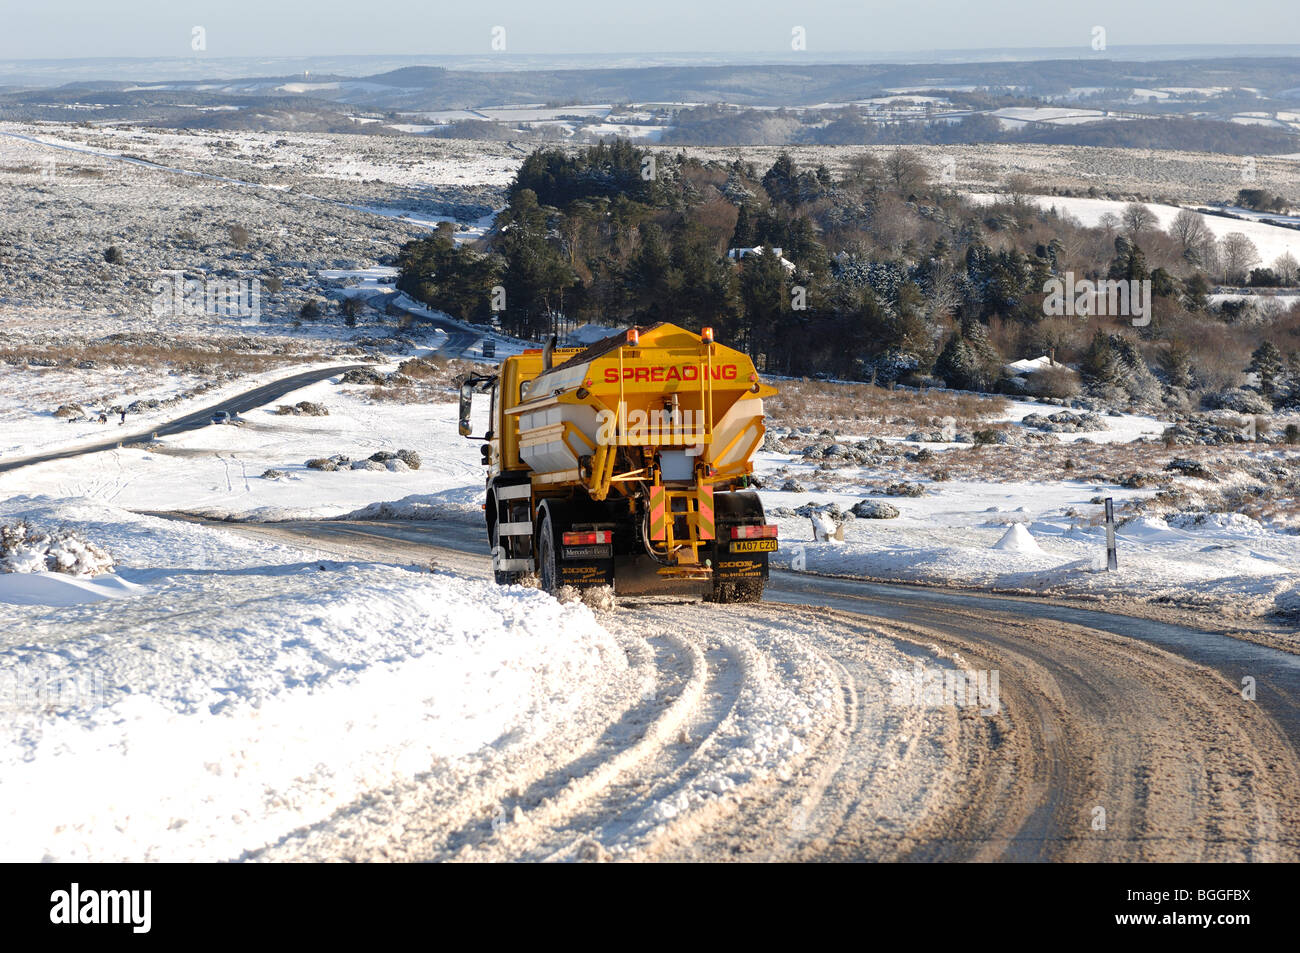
<box><xmin>120</xmin><ymin>409</ymin><xmax>127</xmax><ymax>425</ymax></box>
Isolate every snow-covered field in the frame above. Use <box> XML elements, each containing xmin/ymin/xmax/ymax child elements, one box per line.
<box><xmin>754</xmin><ymin>395</ymin><xmax>1300</xmax><ymax>620</ymax></box>
<box><xmin>966</xmin><ymin>193</ymin><xmax>1300</xmax><ymax>266</ymax></box>
<box><xmin>0</xmin><ymin>121</ymin><xmax>516</xmax><ymax>327</ymax></box>
<box><xmin>10</xmin><ymin>121</ymin><xmax>1300</xmax><ymax>862</ymax></box>
<box><xmin>990</xmin><ymin>107</ymin><xmax>1126</xmax><ymax>130</ymax></box>
<box><xmin>0</xmin><ymin>357</ymin><xmax>354</xmax><ymax>462</ymax></box>
<box><xmin>763</xmin><ymin>477</ymin><xmax>1300</xmax><ymax>619</ymax></box>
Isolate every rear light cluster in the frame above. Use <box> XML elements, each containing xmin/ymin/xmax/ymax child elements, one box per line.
<box><xmin>563</xmin><ymin>531</ymin><xmax>613</xmax><ymax>545</ymax></box>
<box><xmin>730</xmin><ymin>525</ymin><xmax>777</xmax><ymax>540</ymax></box>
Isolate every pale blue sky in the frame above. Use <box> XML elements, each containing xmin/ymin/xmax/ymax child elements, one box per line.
<box><xmin>2</xmin><ymin>0</ymin><xmax>1296</xmax><ymax>60</ymax></box>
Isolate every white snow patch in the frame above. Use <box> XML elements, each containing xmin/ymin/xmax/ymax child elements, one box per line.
<box><xmin>0</xmin><ymin>571</ymin><xmax>142</xmax><ymax>607</ymax></box>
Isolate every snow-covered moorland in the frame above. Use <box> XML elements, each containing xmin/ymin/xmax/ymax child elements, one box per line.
<box><xmin>6</xmin><ymin>121</ymin><xmax>1300</xmax><ymax>859</ymax></box>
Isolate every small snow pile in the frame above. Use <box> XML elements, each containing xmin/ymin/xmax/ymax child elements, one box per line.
<box><xmin>0</xmin><ymin>521</ymin><xmax>114</xmax><ymax>575</ymax></box>
<box><xmin>991</xmin><ymin>523</ymin><xmax>1043</xmax><ymax>555</ymax></box>
<box><xmin>0</xmin><ymin>572</ymin><xmax>142</xmax><ymax>607</ymax></box>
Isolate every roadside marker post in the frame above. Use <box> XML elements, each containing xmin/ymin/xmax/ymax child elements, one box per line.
<box><xmin>1104</xmin><ymin>497</ymin><xmax>1118</xmax><ymax>571</ymax></box>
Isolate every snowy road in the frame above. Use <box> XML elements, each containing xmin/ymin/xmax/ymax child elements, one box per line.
<box><xmin>165</xmin><ymin>514</ymin><xmax>1300</xmax><ymax>862</ymax></box>
<box><xmin>0</xmin><ymin>364</ymin><xmax>370</xmax><ymax>473</ymax></box>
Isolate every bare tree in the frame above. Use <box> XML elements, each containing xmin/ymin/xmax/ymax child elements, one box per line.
<box><xmin>1273</xmin><ymin>251</ymin><xmax>1299</xmax><ymax>285</ymax></box>
<box><xmin>1004</xmin><ymin>173</ymin><xmax>1035</xmax><ymax>209</ymax></box>
<box><xmin>1219</xmin><ymin>232</ymin><xmax>1261</xmax><ymax>284</ymax></box>
<box><xmin>1196</xmin><ymin>233</ymin><xmax>1221</xmax><ymax>276</ymax></box>
<box><xmin>1168</xmin><ymin>208</ymin><xmax>1208</xmax><ymax>260</ymax></box>
<box><xmin>1121</xmin><ymin>202</ymin><xmax>1157</xmax><ymax>239</ymax></box>
<box><xmin>1097</xmin><ymin>212</ymin><xmax>1121</xmax><ymax>237</ymax></box>
<box><xmin>886</xmin><ymin>149</ymin><xmax>929</xmax><ymax>192</ymax></box>
<box><xmin>844</xmin><ymin>152</ymin><xmax>884</xmax><ymax>189</ymax></box>
<box><xmin>870</xmin><ymin>192</ymin><xmax>913</xmax><ymax>252</ymax></box>
<box><xmin>922</xmin><ymin>256</ymin><xmax>962</xmax><ymax>320</ymax></box>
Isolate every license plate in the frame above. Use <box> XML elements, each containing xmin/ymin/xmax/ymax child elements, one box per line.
<box><xmin>731</xmin><ymin>539</ymin><xmax>777</xmax><ymax>553</ymax></box>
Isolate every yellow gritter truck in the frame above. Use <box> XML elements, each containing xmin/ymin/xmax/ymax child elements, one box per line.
<box><xmin>458</xmin><ymin>322</ymin><xmax>780</xmax><ymax>602</ymax></box>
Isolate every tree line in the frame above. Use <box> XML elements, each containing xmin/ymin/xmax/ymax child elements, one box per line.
<box><xmin>398</xmin><ymin>140</ymin><xmax>1300</xmax><ymax>411</ymax></box>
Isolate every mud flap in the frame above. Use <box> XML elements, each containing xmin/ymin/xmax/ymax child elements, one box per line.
<box><xmin>558</xmin><ymin>550</ymin><xmax>615</xmax><ymax>589</ymax></box>
<box><xmin>547</xmin><ymin>501</ymin><xmax>615</xmax><ymax>590</ymax></box>
<box><xmin>711</xmin><ymin>546</ymin><xmax>770</xmax><ymax>585</ymax></box>
<box><xmin>712</xmin><ymin>490</ymin><xmax>770</xmax><ymax>584</ymax></box>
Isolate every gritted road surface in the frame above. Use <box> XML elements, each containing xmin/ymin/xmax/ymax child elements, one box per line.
<box><xmin>158</xmin><ymin>512</ymin><xmax>1300</xmax><ymax>862</ymax></box>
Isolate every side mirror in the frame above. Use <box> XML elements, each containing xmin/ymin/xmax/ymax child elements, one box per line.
<box><xmin>458</xmin><ymin>382</ymin><xmax>474</xmax><ymax>436</ymax></box>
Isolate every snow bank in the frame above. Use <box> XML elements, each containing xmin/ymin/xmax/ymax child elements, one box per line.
<box><xmin>0</xmin><ymin>572</ymin><xmax>141</xmax><ymax>607</ymax></box>
<box><xmin>0</xmin><ymin>498</ymin><xmax>625</xmax><ymax>861</ymax></box>
<box><xmin>339</xmin><ymin>488</ymin><xmax>484</xmax><ymax>524</ymax></box>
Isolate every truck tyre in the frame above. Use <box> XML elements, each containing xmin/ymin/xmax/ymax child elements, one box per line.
<box><xmin>536</xmin><ymin>510</ymin><xmax>559</xmax><ymax>595</ymax></box>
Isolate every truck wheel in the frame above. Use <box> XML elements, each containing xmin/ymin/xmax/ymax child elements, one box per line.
<box><xmin>491</xmin><ymin>521</ymin><xmax>521</xmax><ymax>586</ymax></box>
<box><xmin>536</xmin><ymin>511</ymin><xmax>559</xmax><ymax>595</ymax></box>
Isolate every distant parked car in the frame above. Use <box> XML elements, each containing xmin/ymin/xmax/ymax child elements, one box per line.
<box><xmin>210</xmin><ymin>411</ymin><xmax>231</xmax><ymax>425</ymax></box>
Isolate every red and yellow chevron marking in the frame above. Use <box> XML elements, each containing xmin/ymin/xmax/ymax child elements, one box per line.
<box><xmin>696</xmin><ymin>484</ymin><xmax>715</xmax><ymax>540</ymax></box>
<box><xmin>648</xmin><ymin>485</ymin><xmax>667</xmax><ymax>541</ymax></box>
